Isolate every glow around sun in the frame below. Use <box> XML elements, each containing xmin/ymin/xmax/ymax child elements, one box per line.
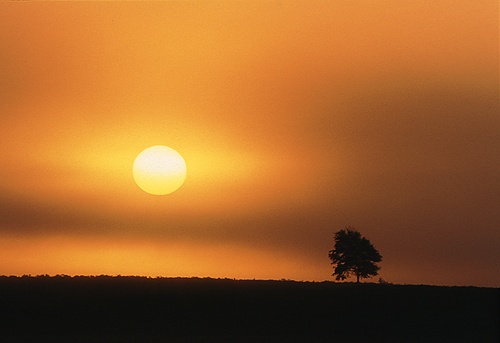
<box><xmin>133</xmin><ymin>145</ymin><xmax>187</xmax><ymax>195</ymax></box>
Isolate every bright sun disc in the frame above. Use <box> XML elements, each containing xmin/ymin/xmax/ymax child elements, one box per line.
<box><xmin>133</xmin><ymin>145</ymin><xmax>187</xmax><ymax>195</ymax></box>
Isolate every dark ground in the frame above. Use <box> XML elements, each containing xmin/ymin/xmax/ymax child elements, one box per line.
<box><xmin>0</xmin><ymin>276</ymin><xmax>498</xmax><ymax>342</ymax></box>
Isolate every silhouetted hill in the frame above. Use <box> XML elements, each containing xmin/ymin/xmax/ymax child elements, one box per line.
<box><xmin>0</xmin><ymin>276</ymin><xmax>497</xmax><ymax>342</ymax></box>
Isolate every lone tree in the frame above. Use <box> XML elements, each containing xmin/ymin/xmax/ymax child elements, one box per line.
<box><xmin>328</xmin><ymin>227</ymin><xmax>382</xmax><ymax>283</ymax></box>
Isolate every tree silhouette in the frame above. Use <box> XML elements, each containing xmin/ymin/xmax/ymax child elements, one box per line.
<box><xmin>328</xmin><ymin>227</ymin><xmax>382</xmax><ymax>283</ymax></box>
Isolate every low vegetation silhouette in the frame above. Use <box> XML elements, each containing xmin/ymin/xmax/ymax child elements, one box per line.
<box><xmin>0</xmin><ymin>275</ymin><xmax>497</xmax><ymax>342</ymax></box>
<box><xmin>328</xmin><ymin>226</ymin><xmax>382</xmax><ymax>282</ymax></box>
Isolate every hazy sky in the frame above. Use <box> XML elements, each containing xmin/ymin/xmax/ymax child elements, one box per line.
<box><xmin>0</xmin><ymin>1</ymin><xmax>498</xmax><ymax>286</ymax></box>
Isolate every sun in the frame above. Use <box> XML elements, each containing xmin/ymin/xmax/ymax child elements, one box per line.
<box><xmin>133</xmin><ymin>145</ymin><xmax>187</xmax><ymax>195</ymax></box>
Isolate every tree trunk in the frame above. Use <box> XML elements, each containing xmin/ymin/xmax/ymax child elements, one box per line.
<box><xmin>356</xmin><ymin>273</ymin><xmax>360</xmax><ymax>283</ymax></box>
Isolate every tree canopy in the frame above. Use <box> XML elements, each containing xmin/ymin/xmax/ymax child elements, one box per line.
<box><xmin>328</xmin><ymin>227</ymin><xmax>382</xmax><ymax>283</ymax></box>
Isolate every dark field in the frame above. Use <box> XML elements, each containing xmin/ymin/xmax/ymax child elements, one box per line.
<box><xmin>0</xmin><ymin>276</ymin><xmax>497</xmax><ymax>342</ymax></box>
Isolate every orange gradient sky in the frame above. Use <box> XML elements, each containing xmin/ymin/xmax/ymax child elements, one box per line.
<box><xmin>0</xmin><ymin>1</ymin><xmax>498</xmax><ymax>286</ymax></box>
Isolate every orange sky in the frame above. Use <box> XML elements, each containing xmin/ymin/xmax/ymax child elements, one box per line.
<box><xmin>0</xmin><ymin>1</ymin><xmax>498</xmax><ymax>286</ymax></box>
